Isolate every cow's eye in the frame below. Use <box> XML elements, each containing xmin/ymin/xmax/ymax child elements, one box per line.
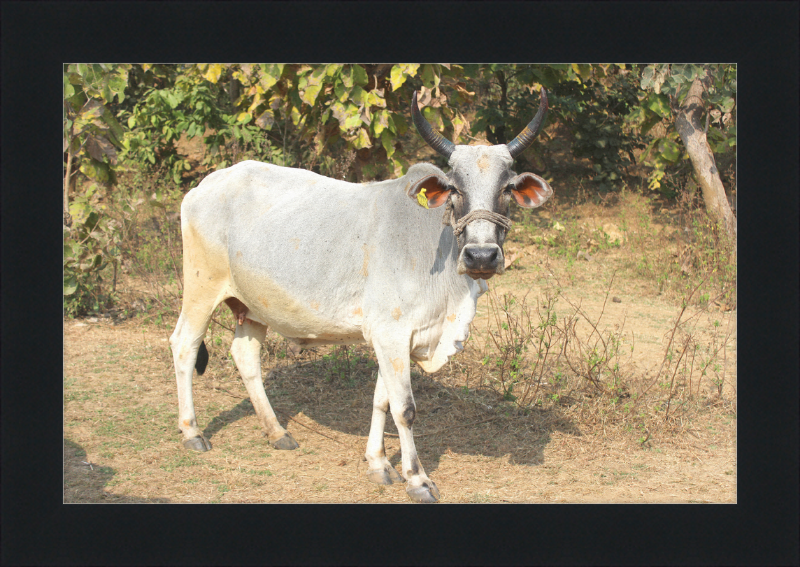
<box><xmin>504</xmin><ymin>183</ymin><xmax>516</xmax><ymax>194</ymax></box>
<box><xmin>448</xmin><ymin>185</ymin><xmax>461</xmax><ymax>196</ymax></box>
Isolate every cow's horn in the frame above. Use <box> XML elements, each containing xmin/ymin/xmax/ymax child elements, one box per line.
<box><xmin>411</xmin><ymin>90</ymin><xmax>455</xmax><ymax>160</ymax></box>
<box><xmin>506</xmin><ymin>87</ymin><xmax>549</xmax><ymax>159</ymax></box>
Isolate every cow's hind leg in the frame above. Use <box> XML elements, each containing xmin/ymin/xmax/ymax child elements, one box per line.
<box><xmin>230</xmin><ymin>317</ymin><xmax>298</xmax><ymax>450</ymax></box>
<box><xmin>365</xmin><ymin>370</ymin><xmax>405</xmax><ymax>485</ymax></box>
<box><xmin>170</xmin><ymin>304</ymin><xmax>216</xmax><ymax>452</ymax></box>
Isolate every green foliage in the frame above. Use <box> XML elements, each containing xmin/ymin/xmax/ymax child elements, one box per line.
<box><xmin>119</xmin><ymin>65</ymin><xmax>276</xmax><ymax>183</ymax></box>
<box><xmin>465</xmin><ymin>64</ymin><xmax>643</xmax><ymax>189</ymax></box>
<box><xmin>67</xmin><ymin>62</ymin><xmax>738</xmax><ymax>195</ymax></box>
<box><xmin>117</xmin><ymin>63</ymin><xmax>445</xmax><ymax>181</ymax></box>
<box><xmin>64</xmin><ymin>64</ymin><xmax>132</xmax><ymax>315</ymax></box>
<box><xmin>64</xmin><ymin>64</ymin><xmax>131</xmax><ymax>185</ymax></box>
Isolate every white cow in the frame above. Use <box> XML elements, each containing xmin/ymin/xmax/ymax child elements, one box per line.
<box><xmin>169</xmin><ymin>89</ymin><xmax>553</xmax><ymax>502</ymax></box>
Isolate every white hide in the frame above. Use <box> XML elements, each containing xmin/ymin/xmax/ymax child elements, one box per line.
<box><xmin>181</xmin><ymin>159</ymin><xmax>485</xmax><ymax>369</ymax></box>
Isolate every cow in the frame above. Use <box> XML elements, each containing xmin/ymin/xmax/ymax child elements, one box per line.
<box><xmin>169</xmin><ymin>88</ymin><xmax>553</xmax><ymax>502</ymax></box>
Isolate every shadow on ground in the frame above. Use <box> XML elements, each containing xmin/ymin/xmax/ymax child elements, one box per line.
<box><xmin>198</xmin><ymin>353</ymin><xmax>583</xmax><ymax>477</ymax></box>
<box><xmin>63</xmin><ymin>439</ymin><xmax>170</xmax><ymax>503</ymax></box>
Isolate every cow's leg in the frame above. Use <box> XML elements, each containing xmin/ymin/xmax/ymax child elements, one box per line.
<box><xmin>364</xmin><ymin>370</ymin><xmax>405</xmax><ymax>485</ymax></box>
<box><xmin>230</xmin><ymin>318</ymin><xmax>298</xmax><ymax>450</ymax></box>
<box><xmin>170</xmin><ymin>305</ymin><xmax>215</xmax><ymax>451</ymax></box>
<box><xmin>372</xmin><ymin>339</ymin><xmax>441</xmax><ymax>503</ymax></box>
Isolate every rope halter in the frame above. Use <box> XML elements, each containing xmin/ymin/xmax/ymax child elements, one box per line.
<box><xmin>443</xmin><ymin>202</ymin><xmax>513</xmax><ymax>238</ymax></box>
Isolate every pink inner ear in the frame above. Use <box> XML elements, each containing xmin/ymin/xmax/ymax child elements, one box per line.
<box><xmin>511</xmin><ymin>173</ymin><xmax>552</xmax><ymax>208</ymax></box>
<box><xmin>410</xmin><ymin>175</ymin><xmax>451</xmax><ymax>208</ymax></box>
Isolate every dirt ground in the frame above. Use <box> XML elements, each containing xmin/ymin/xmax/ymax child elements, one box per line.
<box><xmin>63</xmin><ymin>216</ymin><xmax>737</xmax><ymax>503</ymax></box>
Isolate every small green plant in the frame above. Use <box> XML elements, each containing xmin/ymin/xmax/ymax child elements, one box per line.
<box><xmin>630</xmin><ymin>278</ymin><xmax>735</xmax><ymax>425</ymax></box>
<box><xmin>322</xmin><ymin>346</ymin><xmax>355</xmax><ymax>382</ymax></box>
<box><xmin>320</xmin><ymin>346</ymin><xmax>374</xmax><ymax>384</ymax></box>
<box><xmin>469</xmin><ymin>492</ymin><xmax>493</xmax><ymax>503</ymax></box>
<box><xmin>484</xmin><ymin>288</ymin><xmax>563</xmax><ymax>409</ymax></box>
<box><xmin>159</xmin><ymin>453</ymin><xmax>199</xmax><ymax>472</ymax></box>
<box><xmin>243</xmin><ymin>468</ymin><xmax>273</xmax><ymax>477</ymax></box>
<box><xmin>561</xmin><ymin>274</ymin><xmax>629</xmax><ymax>393</ymax></box>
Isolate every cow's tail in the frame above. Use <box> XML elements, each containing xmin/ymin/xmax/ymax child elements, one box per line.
<box><xmin>195</xmin><ymin>341</ymin><xmax>209</xmax><ymax>375</ymax></box>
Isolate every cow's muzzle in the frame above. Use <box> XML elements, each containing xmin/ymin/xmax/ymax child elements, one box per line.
<box><xmin>459</xmin><ymin>244</ymin><xmax>504</xmax><ymax>280</ymax></box>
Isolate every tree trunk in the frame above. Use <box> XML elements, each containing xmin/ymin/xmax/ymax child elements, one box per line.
<box><xmin>486</xmin><ymin>70</ymin><xmax>508</xmax><ymax>145</ymax></box>
<box><xmin>495</xmin><ymin>70</ymin><xmax>507</xmax><ymax>144</ymax></box>
<box><xmin>64</xmin><ymin>146</ymin><xmax>74</xmax><ymax>227</ymax></box>
<box><xmin>675</xmin><ymin>67</ymin><xmax>737</xmax><ymax>249</ymax></box>
<box><xmin>64</xmin><ymin>104</ymin><xmax>75</xmax><ymax>227</ymax></box>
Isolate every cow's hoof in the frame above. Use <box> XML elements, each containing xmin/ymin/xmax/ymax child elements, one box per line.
<box><xmin>367</xmin><ymin>466</ymin><xmax>405</xmax><ymax>485</ymax></box>
<box><xmin>407</xmin><ymin>481</ymin><xmax>440</xmax><ymax>503</ymax></box>
<box><xmin>183</xmin><ymin>436</ymin><xmax>212</xmax><ymax>452</ymax></box>
<box><xmin>271</xmin><ymin>433</ymin><xmax>299</xmax><ymax>450</ymax></box>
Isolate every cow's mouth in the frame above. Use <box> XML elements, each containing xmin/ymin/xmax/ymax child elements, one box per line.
<box><xmin>466</xmin><ymin>270</ymin><xmax>497</xmax><ymax>280</ymax></box>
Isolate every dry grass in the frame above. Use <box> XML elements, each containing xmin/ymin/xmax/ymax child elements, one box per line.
<box><xmin>63</xmin><ymin>291</ymin><xmax>735</xmax><ymax>503</ymax></box>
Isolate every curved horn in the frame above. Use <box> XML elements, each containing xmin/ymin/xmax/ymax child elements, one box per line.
<box><xmin>411</xmin><ymin>90</ymin><xmax>455</xmax><ymax>160</ymax></box>
<box><xmin>506</xmin><ymin>87</ymin><xmax>549</xmax><ymax>159</ymax></box>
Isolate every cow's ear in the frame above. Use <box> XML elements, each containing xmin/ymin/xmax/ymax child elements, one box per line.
<box><xmin>509</xmin><ymin>173</ymin><xmax>553</xmax><ymax>208</ymax></box>
<box><xmin>407</xmin><ymin>174</ymin><xmax>451</xmax><ymax>209</ymax></box>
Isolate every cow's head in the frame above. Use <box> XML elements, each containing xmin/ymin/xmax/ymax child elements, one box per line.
<box><xmin>407</xmin><ymin>88</ymin><xmax>553</xmax><ymax>280</ymax></box>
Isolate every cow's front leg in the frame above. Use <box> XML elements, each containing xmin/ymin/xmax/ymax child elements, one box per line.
<box><xmin>365</xmin><ymin>370</ymin><xmax>405</xmax><ymax>485</ymax></box>
<box><xmin>372</xmin><ymin>339</ymin><xmax>440</xmax><ymax>503</ymax></box>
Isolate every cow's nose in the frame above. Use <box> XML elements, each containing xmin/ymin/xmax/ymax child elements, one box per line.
<box><xmin>462</xmin><ymin>245</ymin><xmax>500</xmax><ymax>272</ymax></box>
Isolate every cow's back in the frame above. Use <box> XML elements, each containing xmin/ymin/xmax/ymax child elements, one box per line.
<box><xmin>182</xmin><ymin>160</ymin><xmax>450</xmax><ymax>290</ymax></box>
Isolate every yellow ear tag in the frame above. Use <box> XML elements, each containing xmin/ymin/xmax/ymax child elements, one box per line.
<box><xmin>417</xmin><ymin>187</ymin><xmax>429</xmax><ymax>209</ymax></box>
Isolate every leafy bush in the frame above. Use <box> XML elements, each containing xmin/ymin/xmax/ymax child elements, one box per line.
<box><xmin>64</xmin><ymin>64</ymin><xmax>131</xmax><ymax>316</ymax></box>
<box><xmin>64</xmin><ymin>64</ymin><xmax>130</xmax><ymax>189</ymax></box>
<box><xmin>63</xmin><ymin>186</ymin><xmax>122</xmax><ymax>317</ymax></box>
<box><xmin>117</xmin><ymin>63</ymin><xmax>465</xmax><ymax>183</ymax></box>
<box><xmin>120</xmin><ymin>67</ymin><xmax>243</xmax><ymax>183</ymax></box>
<box><xmin>555</xmin><ymin>70</ymin><xmax>645</xmax><ymax>191</ymax></box>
